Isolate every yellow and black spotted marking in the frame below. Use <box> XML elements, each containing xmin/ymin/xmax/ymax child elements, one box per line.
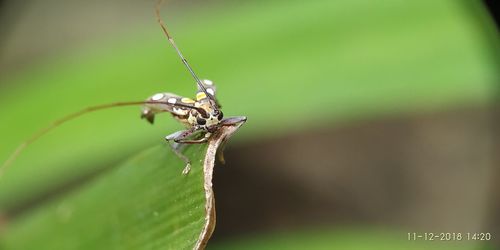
<box><xmin>141</xmin><ymin>79</ymin><xmax>221</xmax><ymax>127</ymax></box>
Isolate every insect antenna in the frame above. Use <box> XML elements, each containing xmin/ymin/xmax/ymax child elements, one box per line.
<box><xmin>155</xmin><ymin>0</ymin><xmax>218</xmax><ymax>108</ymax></box>
<box><xmin>0</xmin><ymin>100</ymin><xmax>203</xmax><ymax>179</ymax></box>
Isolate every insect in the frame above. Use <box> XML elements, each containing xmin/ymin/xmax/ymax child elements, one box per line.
<box><xmin>0</xmin><ymin>1</ymin><xmax>246</xmax><ymax>178</ymax></box>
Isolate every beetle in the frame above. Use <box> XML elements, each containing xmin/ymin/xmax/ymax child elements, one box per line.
<box><xmin>0</xmin><ymin>1</ymin><xmax>246</xmax><ymax>177</ymax></box>
<box><xmin>141</xmin><ymin>78</ymin><xmax>246</xmax><ymax>175</ymax></box>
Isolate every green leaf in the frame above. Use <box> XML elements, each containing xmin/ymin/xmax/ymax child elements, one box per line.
<box><xmin>0</xmin><ymin>123</ymin><xmax>245</xmax><ymax>250</ymax></box>
<box><xmin>0</xmin><ymin>144</ymin><xmax>206</xmax><ymax>249</ymax></box>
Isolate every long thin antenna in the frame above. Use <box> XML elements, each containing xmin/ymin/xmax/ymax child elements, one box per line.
<box><xmin>0</xmin><ymin>100</ymin><xmax>202</xmax><ymax>179</ymax></box>
<box><xmin>155</xmin><ymin>0</ymin><xmax>217</xmax><ymax>108</ymax></box>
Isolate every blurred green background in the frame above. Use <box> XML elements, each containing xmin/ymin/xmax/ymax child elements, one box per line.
<box><xmin>0</xmin><ymin>0</ymin><xmax>498</xmax><ymax>249</ymax></box>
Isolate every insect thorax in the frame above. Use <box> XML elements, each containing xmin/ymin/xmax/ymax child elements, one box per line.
<box><xmin>187</xmin><ymin>102</ymin><xmax>221</xmax><ymax>129</ymax></box>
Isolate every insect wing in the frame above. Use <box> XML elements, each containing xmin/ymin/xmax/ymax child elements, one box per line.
<box><xmin>196</xmin><ymin>79</ymin><xmax>220</xmax><ymax>107</ymax></box>
<box><xmin>142</xmin><ymin>92</ymin><xmax>195</xmax><ymax>123</ymax></box>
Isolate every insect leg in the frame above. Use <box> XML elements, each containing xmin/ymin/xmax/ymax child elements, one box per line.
<box><xmin>165</xmin><ymin>128</ymin><xmax>199</xmax><ymax>175</ymax></box>
<box><xmin>175</xmin><ymin>132</ymin><xmax>211</xmax><ymax>144</ymax></box>
<box><xmin>216</xmin><ymin>142</ymin><xmax>227</xmax><ymax>165</ymax></box>
<box><xmin>219</xmin><ymin>116</ymin><xmax>248</xmax><ymax>127</ymax></box>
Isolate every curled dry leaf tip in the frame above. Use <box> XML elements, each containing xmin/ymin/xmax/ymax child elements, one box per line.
<box><xmin>194</xmin><ymin>119</ymin><xmax>246</xmax><ymax>250</ymax></box>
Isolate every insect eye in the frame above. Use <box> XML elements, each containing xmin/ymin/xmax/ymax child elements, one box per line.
<box><xmin>217</xmin><ymin>111</ymin><xmax>224</xmax><ymax>120</ymax></box>
<box><xmin>196</xmin><ymin>117</ymin><xmax>206</xmax><ymax>125</ymax></box>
